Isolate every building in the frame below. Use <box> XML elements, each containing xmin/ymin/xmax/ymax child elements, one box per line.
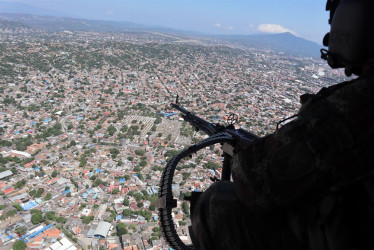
<box><xmin>2</xmin><ymin>150</ymin><xmax>31</xmax><ymax>158</ymax></box>
<box><xmin>0</xmin><ymin>170</ymin><xmax>13</xmax><ymax>180</ymax></box>
<box><xmin>95</xmin><ymin>204</ymin><xmax>107</xmax><ymax>221</ymax></box>
<box><xmin>93</xmin><ymin>221</ymin><xmax>112</xmax><ymax>239</ymax></box>
<box><xmin>46</xmin><ymin>237</ymin><xmax>77</xmax><ymax>250</ymax></box>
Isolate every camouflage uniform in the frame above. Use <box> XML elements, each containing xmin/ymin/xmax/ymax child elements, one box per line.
<box><xmin>191</xmin><ymin>73</ymin><xmax>374</xmax><ymax>250</ymax></box>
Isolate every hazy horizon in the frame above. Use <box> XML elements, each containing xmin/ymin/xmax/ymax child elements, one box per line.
<box><xmin>0</xmin><ymin>0</ymin><xmax>329</xmax><ymax>43</ymax></box>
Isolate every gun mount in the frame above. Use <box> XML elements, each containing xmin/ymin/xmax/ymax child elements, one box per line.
<box><xmin>157</xmin><ymin>98</ymin><xmax>259</xmax><ymax>250</ymax></box>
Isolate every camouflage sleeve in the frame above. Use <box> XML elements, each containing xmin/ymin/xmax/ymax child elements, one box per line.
<box><xmin>231</xmin><ymin>75</ymin><xmax>374</xmax><ymax>213</ymax></box>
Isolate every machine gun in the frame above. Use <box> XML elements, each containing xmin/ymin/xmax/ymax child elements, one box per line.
<box><xmin>157</xmin><ymin>97</ymin><xmax>259</xmax><ymax>250</ymax></box>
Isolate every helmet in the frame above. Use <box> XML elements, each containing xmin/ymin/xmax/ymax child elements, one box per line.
<box><xmin>322</xmin><ymin>0</ymin><xmax>374</xmax><ymax>76</ymax></box>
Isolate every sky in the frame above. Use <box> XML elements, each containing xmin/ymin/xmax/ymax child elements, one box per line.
<box><xmin>1</xmin><ymin>0</ymin><xmax>329</xmax><ymax>43</ymax></box>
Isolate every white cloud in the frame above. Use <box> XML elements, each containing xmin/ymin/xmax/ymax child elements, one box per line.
<box><xmin>106</xmin><ymin>10</ymin><xmax>114</xmax><ymax>15</ymax></box>
<box><xmin>257</xmin><ymin>24</ymin><xmax>296</xmax><ymax>35</ymax></box>
<box><xmin>214</xmin><ymin>23</ymin><xmax>235</xmax><ymax>31</ymax></box>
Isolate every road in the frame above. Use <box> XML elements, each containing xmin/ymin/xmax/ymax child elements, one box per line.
<box><xmin>60</xmin><ymin>114</ymin><xmax>72</xmax><ymax>132</ymax></box>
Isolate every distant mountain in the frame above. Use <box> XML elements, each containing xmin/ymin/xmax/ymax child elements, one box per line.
<box><xmin>0</xmin><ymin>13</ymin><xmax>149</xmax><ymax>32</ymax></box>
<box><xmin>219</xmin><ymin>33</ymin><xmax>322</xmax><ymax>59</ymax></box>
<box><xmin>0</xmin><ymin>19</ymin><xmax>28</xmax><ymax>29</ymax></box>
<box><xmin>0</xmin><ymin>18</ymin><xmax>34</xmax><ymax>33</ymax></box>
<box><xmin>0</xmin><ymin>1</ymin><xmax>68</xmax><ymax>17</ymax></box>
<box><xmin>0</xmin><ymin>13</ymin><xmax>196</xmax><ymax>36</ymax></box>
<box><xmin>0</xmin><ymin>12</ymin><xmax>322</xmax><ymax>59</ymax></box>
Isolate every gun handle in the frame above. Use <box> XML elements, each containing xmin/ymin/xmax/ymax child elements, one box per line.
<box><xmin>221</xmin><ymin>153</ymin><xmax>232</xmax><ymax>181</ymax></box>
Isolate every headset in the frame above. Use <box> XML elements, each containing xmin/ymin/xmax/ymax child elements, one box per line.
<box><xmin>321</xmin><ymin>0</ymin><xmax>374</xmax><ymax>76</ymax></box>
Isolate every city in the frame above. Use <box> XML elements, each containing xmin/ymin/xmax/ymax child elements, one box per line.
<box><xmin>0</xmin><ymin>25</ymin><xmax>348</xmax><ymax>250</ymax></box>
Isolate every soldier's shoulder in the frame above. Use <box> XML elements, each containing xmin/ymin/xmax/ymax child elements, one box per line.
<box><xmin>326</xmin><ymin>74</ymin><xmax>374</xmax><ymax>108</ymax></box>
<box><xmin>334</xmin><ymin>73</ymin><xmax>374</xmax><ymax>93</ymax></box>
<box><xmin>299</xmin><ymin>73</ymin><xmax>374</xmax><ymax>116</ymax></box>
<box><xmin>319</xmin><ymin>73</ymin><xmax>374</xmax><ymax>100</ymax></box>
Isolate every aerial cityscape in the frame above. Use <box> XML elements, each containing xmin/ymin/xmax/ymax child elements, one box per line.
<box><xmin>0</xmin><ymin>11</ymin><xmax>348</xmax><ymax>250</ymax></box>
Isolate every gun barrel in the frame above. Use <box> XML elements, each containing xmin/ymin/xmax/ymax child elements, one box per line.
<box><xmin>170</xmin><ymin>103</ymin><xmax>190</xmax><ymax>114</ymax></box>
<box><xmin>171</xmin><ymin>103</ymin><xmax>218</xmax><ymax>136</ymax></box>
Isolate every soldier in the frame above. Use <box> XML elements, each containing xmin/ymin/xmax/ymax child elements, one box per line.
<box><xmin>191</xmin><ymin>0</ymin><xmax>374</xmax><ymax>249</ymax></box>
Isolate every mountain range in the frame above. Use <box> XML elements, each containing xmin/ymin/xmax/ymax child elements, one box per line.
<box><xmin>0</xmin><ymin>11</ymin><xmax>323</xmax><ymax>59</ymax></box>
<box><xmin>219</xmin><ymin>33</ymin><xmax>322</xmax><ymax>58</ymax></box>
<box><xmin>0</xmin><ymin>1</ymin><xmax>68</xmax><ymax>17</ymax></box>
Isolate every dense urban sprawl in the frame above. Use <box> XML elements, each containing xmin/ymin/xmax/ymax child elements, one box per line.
<box><xmin>0</xmin><ymin>28</ymin><xmax>348</xmax><ymax>250</ymax></box>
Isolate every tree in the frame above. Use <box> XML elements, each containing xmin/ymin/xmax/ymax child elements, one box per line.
<box><xmin>56</xmin><ymin>216</ymin><xmax>67</xmax><ymax>224</ymax></box>
<box><xmin>122</xmin><ymin>209</ymin><xmax>132</xmax><ymax>217</ymax></box>
<box><xmin>13</xmin><ymin>241</ymin><xmax>27</xmax><ymax>250</ymax></box>
<box><xmin>182</xmin><ymin>202</ymin><xmax>189</xmax><ymax>215</ymax></box>
<box><xmin>154</xmin><ymin>116</ymin><xmax>162</xmax><ymax>124</ymax></box>
<box><xmin>135</xmin><ymin>209</ymin><xmax>152</xmax><ymax>221</ymax></box>
<box><xmin>29</xmin><ymin>189</ymin><xmax>36</xmax><ymax>197</ymax></box>
<box><xmin>30</xmin><ymin>209</ymin><xmax>40</xmax><ymax>214</ymax></box>
<box><xmin>182</xmin><ymin>172</ymin><xmax>191</xmax><ymax>180</ymax></box>
<box><xmin>107</xmin><ymin>125</ymin><xmax>117</xmax><ymax>136</ymax></box>
<box><xmin>0</xmin><ymin>140</ymin><xmax>12</xmax><ymax>147</ymax></box>
<box><xmin>139</xmin><ymin>160</ymin><xmax>147</xmax><ymax>167</ymax></box>
<box><xmin>109</xmin><ymin>148</ymin><xmax>120</xmax><ymax>159</ymax></box>
<box><xmin>117</xmin><ymin>222</ymin><xmax>128</xmax><ymax>236</ymax></box>
<box><xmin>92</xmin><ymin>179</ymin><xmax>102</xmax><ymax>187</ymax></box>
<box><xmin>13</xmin><ymin>179</ymin><xmax>26</xmax><ymax>189</ymax></box>
<box><xmin>135</xmin><ymin>149</ymin><xmax>145</xmax><ymax>156</ymax></box>
<box><xmin>31</xmin><ymin>212</ymin><xmax>44</xmax><ymax>225</ymax></box>
<box><xmin>13</xmin><ymin>203</ymin><xmax>23</xmax><ymax>211</ymax></box>
<box><xmin>203</xmin><ymin>162</ymin><xmax>221</xmax><ymax>170</ymax></box>
<box><xmin>11</xmin><ymin>167</ymin><xmax>18</xmax><ymax>174</ymax></box>
<box><xmin>44</xmin><ymin>193</ymin><xmax>52</xmax><ymax>201</ymax></box>
<box><xmin>165</xmin><ymin>150</ymin><xmax>178</xmax><ymax>159</ymax></box>
<box><xmin>15</xmin><ymin>226</ymin><xmax>27</xmax><ymax>236</ymax></box>
<box><xmin>35</xmin><ymin>188</ymin><xmax>44</xmax><ymax>198</ymax></box>
<box><xmin>121</xmin><ymin>125</ymin><xmax>128</xmax><ymax>132</ymax></box>
<box><xmin>82</xmin><ymin>216</ymin><xmax>94</xmax><ymax>224</ymax></box>
<box><xmin>134</xmin><ymin>193</ymin><xmax>143</xmax><ymax>202</ymax></box>
<box><xmin>1</xmin><ymin>209</ymin><xmax>16</xmax><ymax>220</ymax></box>
<box><xmin>137</xmin><ymin>173</ymin><xmax>144</xmax><ymax>180</ymax></box>
<box><xmin>123</xmin><ymin>198</ymin><xmax>129</xmax><ymax>206</ymax></box>
<box><xmin>51</xmin><ymin>170</ymin><xmax>58</xmax><ymax>178</ymax></box>
<box><xmin>45</xmin><ymin>211</ymin><xmax>56</xmax><ymax>220</ymax></box>
<box><xmin>149</xmin><ymin>203</ymin><xmax>156</xmax><ymax>211</ymax></box>
<box><xmin>95</xmin><ymin>125</ymin><xmax>102</xmax><ymax>131</ymax></box>
<box><xmin>79</xmin><ymin>155</ymin><xmax>87</xmax><ymax>167</ymax></box>
<box><xmin>39</xmin><ymin>167</ymin><xmax>46</xmax><ymax>176</ymax></box>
